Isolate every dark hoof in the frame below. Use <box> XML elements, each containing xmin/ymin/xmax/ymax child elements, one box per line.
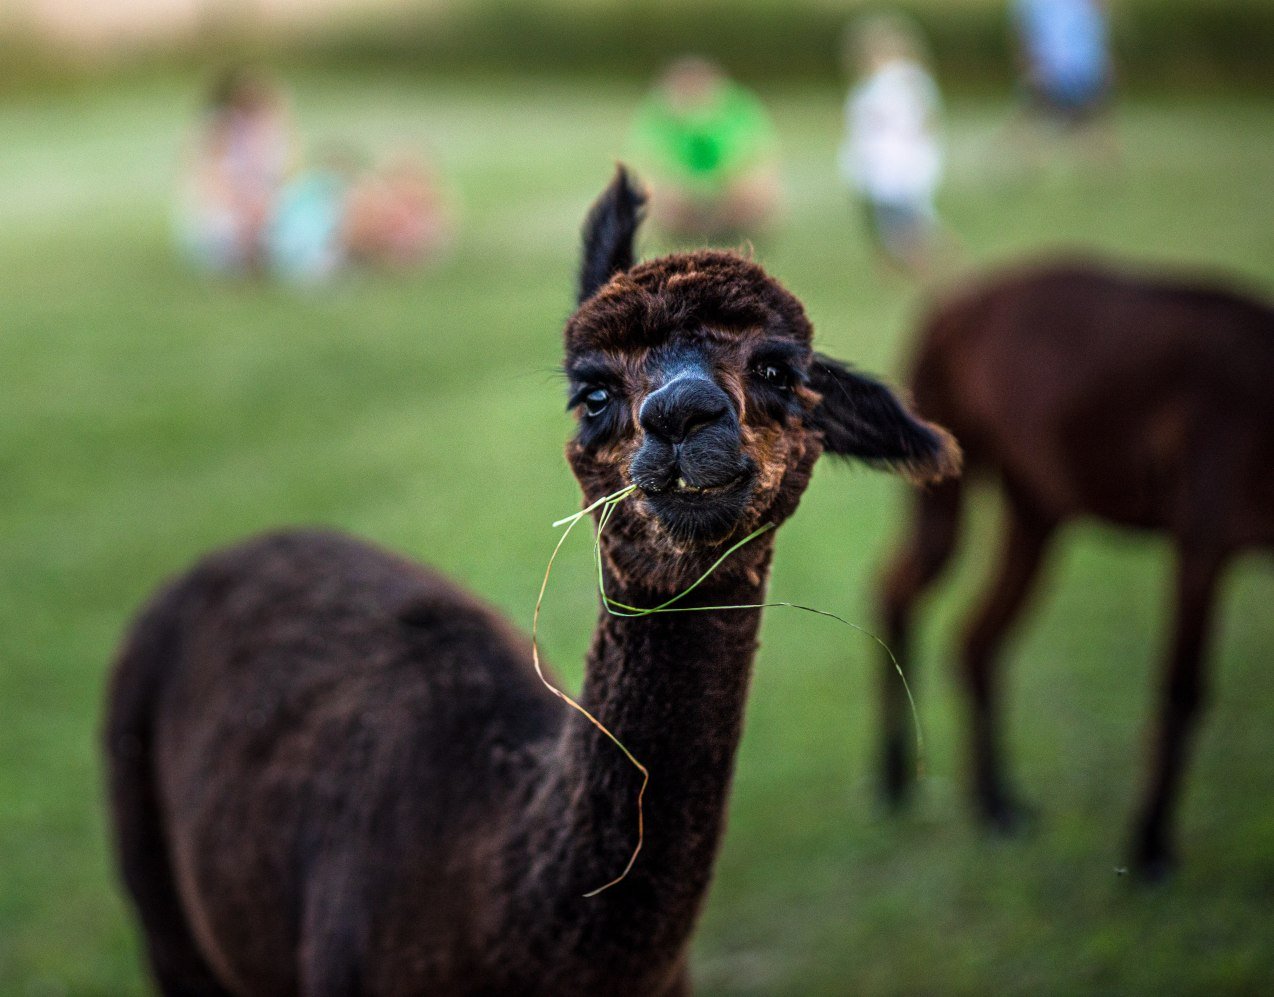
<box><xmin>1131</xmin><ymin>857</ymin><xmax>1176</xmax><ymax>885</ymax></box>
<box><xmin>1131</xmin><ymin>835</ymin><xmax>1177</xmax><ymax>885</ymax></box>
<box><xmin>979</xmin><ymin>796</ymin><xmax>1038</xmax><ymax>837</ymax></box>
<box><xmin>878</xmin><ymin>780</ymin><xmax>912</xmax><ymax>815</ymax></box>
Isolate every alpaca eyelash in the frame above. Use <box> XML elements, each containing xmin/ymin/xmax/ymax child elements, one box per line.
<box><xmin>569</xmin><ymin>385</ymin><xmax>618</xmax><ymax>417</ymax></box>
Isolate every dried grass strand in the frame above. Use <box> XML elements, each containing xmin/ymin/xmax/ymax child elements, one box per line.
<box><xmin>532</xmin><ymin>486</ymin><xmax>647</xmax><ymax>897</ymax></box>
<box><xmin>533</xmin><ymin>485</ymin><xmax>924</xmax><ymax>897</ymax></box>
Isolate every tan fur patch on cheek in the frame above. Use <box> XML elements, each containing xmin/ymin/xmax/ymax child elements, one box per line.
<box><xmin>624</xmin><ymin>397</ymin><xmax>643</xmax><ymax>437</ymax></box>
<box><xmin>793</xmin><ymin>383</ymin><xmax>821</xmax><ymax>413</ymax></box>
<box><xmin>741</xmin><ymin>424</ymin><xmax>791</xmax><ymax>496</ymax></box>
<box><xmin>594</xmin><ymin>442</ymin><xmax>628</xmax><ymax>467</ymax></box>
<box><xmin>617</xmin><ymin>437</ymin><xmax>643</xmax><ymax>474</ymax></box>
<box><xmin>718</xmin><ymin>369</ymin><xmax>748</xmax><ymax>419</ymax></box>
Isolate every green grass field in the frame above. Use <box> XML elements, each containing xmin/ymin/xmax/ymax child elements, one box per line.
<box><xmin>2</xmin><ymin>71</ymin><xmax>1272</xmax><ymax>994</ymax></box>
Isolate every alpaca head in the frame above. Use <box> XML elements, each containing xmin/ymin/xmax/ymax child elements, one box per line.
<box><xmin>564</xmin><ymin>168</ymin><xmax>959</xmax><ymax>590</ymax></box>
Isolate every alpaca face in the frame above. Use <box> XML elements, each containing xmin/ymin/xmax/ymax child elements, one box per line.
<box><xmin>564</xmin><ymin>169</ymin><xmax>960</xmax><ymax>575</ymax></box>
<box><xmin>565</xmin><ymin>252</ymin><xmax>825</xmax><ymax>549</ymax></box>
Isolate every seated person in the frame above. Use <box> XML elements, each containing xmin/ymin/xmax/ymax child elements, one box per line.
<box><xmin>267</xmin><ymin>151</ymin><xmax>454</xmax><ymax>284</ymax></box>
<box><xmin>265</xmin><ymin>151</ymin><xmax>354</xmax><ymax>284</ymax></box>
<box><xmin>175</xmin><ymin>68</ymin><xmax>295</xmax><ymax>274</ymax></box>
<box><xmin>343</xmin><ymin>156</ymin><xmax>454</xmax><ymax>270</ymax></box>
<box><xmin>629</xmin><ymin>57</ymin><xmax>782</xmax><ymax>242</ymax></box>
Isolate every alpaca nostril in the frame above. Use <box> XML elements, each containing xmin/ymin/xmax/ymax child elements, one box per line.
<box><xmin>638</xmin><ymin>380</ymin><xmax>732</xmax><ymax>444</ymax></box>
<box><xmin>679</xmin><ymin>404</ymin><xmax>728</xmax><ymax>441</ymax></box>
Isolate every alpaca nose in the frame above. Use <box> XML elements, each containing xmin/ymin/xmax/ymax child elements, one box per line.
<box><xmin>638</xmin><ymin>376</ymin><xmax>732</xmax><ymax>444</ymax></box>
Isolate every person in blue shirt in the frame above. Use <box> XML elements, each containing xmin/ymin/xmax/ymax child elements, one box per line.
<box><xmin>1013</xmin><ymin>0</ymin><xmax>1113</xmax><ymax>126</ymax></box>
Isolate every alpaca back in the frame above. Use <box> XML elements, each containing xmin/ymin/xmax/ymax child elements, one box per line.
<box><xmin>105</xmin><ymin>528</ymin><xmax>558</xmax><ymax>993</ymax></box>
<box><xmin>910</xmin><ymin>262</ymin><xmax>1274</xmax><ymax>529</ymax></box>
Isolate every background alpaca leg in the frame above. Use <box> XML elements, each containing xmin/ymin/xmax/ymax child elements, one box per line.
<box><xmin>1130</xmin><ymin>543</ymin><xmax>1225</xmax><ymax>880</ymax></box>
<box><xmin>959</xmin><ymin>489</ymin><xmax>1056</xmax><ymax>833</ymax></box>
<box><xmin>878</xmin><ymin>477</ymin><xmax>964</xmax><ymax>806</ymax></box>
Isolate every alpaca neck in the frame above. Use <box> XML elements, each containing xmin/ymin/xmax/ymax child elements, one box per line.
<box><xmin>505</xmin><ymin>545</ymin><xmax>772</xmax><ymax>990</ymax></box>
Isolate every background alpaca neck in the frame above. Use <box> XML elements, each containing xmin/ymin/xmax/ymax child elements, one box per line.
<box><xmin>503</xmin><ymin>545</ymin><xmax>773</xmax><ymax>991</ymax></box>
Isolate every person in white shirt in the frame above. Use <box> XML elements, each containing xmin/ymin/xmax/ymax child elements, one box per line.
<box><xmin>839</xmin><ymin>15</ymin><xmax>945</xmax><ymax>275</ymax></box>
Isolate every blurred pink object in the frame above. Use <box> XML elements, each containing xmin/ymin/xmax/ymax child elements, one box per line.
<box><xmin>176</xmin><ymin>68</ymin><xmax>296</xmax><ymax>273</ymax></box>
<box><xmin>343</xmin><ymin>157</ymin><xmax>454</xmax><ymax>269</ymax></box>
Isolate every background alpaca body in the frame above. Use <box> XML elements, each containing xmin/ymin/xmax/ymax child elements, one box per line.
<box><xmin>879</xmin><ymin>259</ymin><xmax>1274</xmax><ymax>877</ymax></box>
<box><xmin>106</xmin><ymin>170</ymin><xmax>956</xmax><ymax>995</ymax></box>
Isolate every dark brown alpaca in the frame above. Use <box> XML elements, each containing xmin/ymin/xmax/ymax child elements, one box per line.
<box><xmin>878</xmin><ymin>258</ymin><xmax>1274</xmax><ymax>879</ymax></box>
<box><xmin>105</xmin><ymin>167</ymin><xmax>959</xmax><ymax>996</ymax></box>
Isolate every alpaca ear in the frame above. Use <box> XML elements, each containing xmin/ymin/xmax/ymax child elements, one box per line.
<box><xmin>578</xmin><ymin>164</ymin><xmax>647</xmax><ymax>304</ymax></box>
<box><xmin>808</xmin><ymin>354</ymin><xmax>962</xmax><ymax>483</ymax></box>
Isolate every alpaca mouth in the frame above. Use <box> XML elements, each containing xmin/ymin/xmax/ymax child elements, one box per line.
<box><xmin>653</xmin><ymin>474</ymin><xmax>746</xmax><ymax>497</ymax></box>
<box><xmin>638</xmin><ymin>470</ymin><xmax>756</xmax><ymax>540</ymax></box>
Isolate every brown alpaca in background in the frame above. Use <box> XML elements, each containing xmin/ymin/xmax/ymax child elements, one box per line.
<box><xmin>878</xmin><ymin>259</ymin><xmax>1274</xmax><ymax>879</ymax></box>
<box><xmin>104</xmin><ymin>167</ymin><xmax>959</xmax><ymax>996</ymax></box>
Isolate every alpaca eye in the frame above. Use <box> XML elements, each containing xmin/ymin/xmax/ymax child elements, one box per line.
<box><xmin>754</xmin><ymin>363</ymin><xmax>792</xmax><ymax>390</ymax></box>
<box><xmin>584</xmin><ymin>388</ymin><xmax>611</xmax><ymax>417</ymax></box>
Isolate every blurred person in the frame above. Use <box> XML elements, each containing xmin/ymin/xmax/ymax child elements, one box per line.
<box><xmin>629</xmin><ymin>56</ymin><xmax>782</xmax><ymax>242</ymax></box>
<box><xmin>343</xmin><ymin>155</ymin><xmax>455</xmax><ymax>270</ymax></box>
<box><xmin>1010</xmin><ymin>0</ymin><xmax>1118</xmax><ymax>163</ymax></box>
<box><xmin>265</xmin><ymin>149</ymin><xmax>356</xmax><ymax>284</ymax></box>
<box><xmin>267</xmin><ymin>150</ymin><xmax>455</xmax><ymax>283</ymax></box>
<box><xmin>175</xmin><ymin>68</ymin><xmax>296</xmax><ymax>274</ymax></box>
<box><xmin>839</xmin><ymin>14</ymin><xmax>947</xmax><ymax>277</ymax></box>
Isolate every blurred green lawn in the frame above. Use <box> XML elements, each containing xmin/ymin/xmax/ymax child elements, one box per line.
<box><xmin>1</xmin><ymin>72</ymin><xmax>1272</xmax><ymax>995</ymax></box>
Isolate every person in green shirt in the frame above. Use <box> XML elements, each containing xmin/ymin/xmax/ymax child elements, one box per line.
<box><xmin>629</xmin><ymin>57</ymin><xmax>783</xmax><ymax>241</ymax></box>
